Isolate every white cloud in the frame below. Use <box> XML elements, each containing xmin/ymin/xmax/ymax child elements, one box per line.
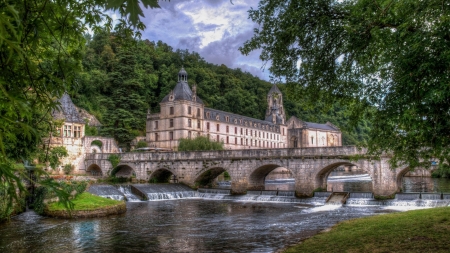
<box><xmin>140</xmin><ymin>0</ymin><xmax>270</xmax><ymax>80</ymax></box>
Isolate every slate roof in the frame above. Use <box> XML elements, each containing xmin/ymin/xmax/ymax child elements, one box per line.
<box><xmin>204</xmin><ymin>108</ymin><xmax>280</xmax><ymax>131</ymax></box>
<box><xmin>268</xmin><ymin>84</ymin><xmax>281</xmax><ymax>95</ymax></box>
<box><xmin>304</xmin><ymin>121</ymin><xmax>339</xmax><ymax>131</ymax></box>
<box><xmin>52</xmin><ymin>93</ymin><xmax>85</xmax><ymax>124</ymax></box>
<box><xmin>161</xmin><ymin>81</ymin><xmax>203</xmax><ymax>104</ymax></box>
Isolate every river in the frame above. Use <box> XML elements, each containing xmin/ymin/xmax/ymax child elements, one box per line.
<box><xmin>1</xmin><ymin>175</ymin><xmax>450</xmax><ymax>252</ymax></box>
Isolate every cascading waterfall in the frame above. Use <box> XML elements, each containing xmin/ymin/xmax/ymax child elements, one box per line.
<box><xmin>116</xmin><ymin>185</ymin><xmax>142</xmax><ymax>202</ymax></box>
<box><xmin>88</xmin><ymin>185</ymin><xmax>125</xmax><ymax>201</ymax></box>
<box><xmin>133</xmin><ymin>184</ymin><xmax>198</xmax><ymax>201</ymax></box>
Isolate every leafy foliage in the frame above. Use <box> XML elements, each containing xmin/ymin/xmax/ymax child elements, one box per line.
<box><xmin>178</xmin><ymin>136</ymin><xmax>224</xmax><ymax>151</ymax></box>
<box><xmin>32</xmin><ymin>180</ymin><xmax>88</xmax><ymax>214</ymax></box>
<box><xmin>108</xmin><ymin>154</ymin><xmax>121</xmax><ymax>169</ymax></box>
<box><xmin>136</xmin><ymin>140</ymin><xmax>148</xmax><ymax>148</ymax></box>
<box><xmin>241</xmin><ymin>0</ymin><xmax>450</xmax><ymax>169</ymax></box>
<box><xmin>0</xmin><ymin>0</ymin><xmax>159</xmax><ymax>219</ymax></box>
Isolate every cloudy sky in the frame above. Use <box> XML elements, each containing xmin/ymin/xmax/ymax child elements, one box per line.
<box><xmin>139</xmin><ymin>0</ymin><xmax>271</xmax><ymax>80</ymax></box>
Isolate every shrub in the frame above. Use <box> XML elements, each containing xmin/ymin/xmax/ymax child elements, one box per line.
<box><xmin>136</xmin><ymin>140</ymin><xmax>147</xmax><ymax>149</ymax></box>
<box><xmin>178</xmin><ymin>136</ymin><xmax>224</xmax><ymax>151</ymax></box>
<box><xmin>63</xmin><ymin>164</ymin><xmax>74</xmax><ymax>175</ymax></box>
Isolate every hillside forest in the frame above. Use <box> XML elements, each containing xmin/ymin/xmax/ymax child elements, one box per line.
<box><xmin>72</xmin><ymin>30</ymin><xmax>370</xmax><ymax>148</ymax></box>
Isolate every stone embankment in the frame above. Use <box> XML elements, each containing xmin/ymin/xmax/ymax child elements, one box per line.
<box><xmin>44</xmin><ymin>202</ymin><xmax>126</xmax><ymax>219</ymax></box>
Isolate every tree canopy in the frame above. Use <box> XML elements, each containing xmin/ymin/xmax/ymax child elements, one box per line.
<box><xmin>240</xmin><ymin>0</ymin><xmax>450</xmax><ymax>169</ymax></box>
<box><xmin>0</xmin><ymin>0</ymin><xmax>161</xmax><ymax>220</ymax></box>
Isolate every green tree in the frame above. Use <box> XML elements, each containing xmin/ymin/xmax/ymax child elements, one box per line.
<box><xmin>0</xmin><ymin>0</ymin><xmax>161</xmax><ymax>219</ymax></box>
<box><xmin>241</xmin><ymin>0</ymin><xmax>450</xmax><ymax>169</ymax></box>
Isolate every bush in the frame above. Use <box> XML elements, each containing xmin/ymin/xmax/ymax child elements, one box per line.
<box><xmin>32</xmin><ymin>180</ymin><xmax>88</xmax><ymax>214</ymax></box>
<box><xmin>108</xmin><ymin>154</ymin><xmax>120</xmax><ymax>168</ymax></box>
<box><xmin>178</xmin><ymin>136</ymin><xmax>224</xmax><ymax>151</ymax></box>
<box><xmin>63</xmin><ymin>164</ymin><xmax>74</xmax><ymax>175</ymax></box>
<box><xmin>136</xmin><ymin>140</ymin><xmax>147</xmax><ymax>149</ymax></box>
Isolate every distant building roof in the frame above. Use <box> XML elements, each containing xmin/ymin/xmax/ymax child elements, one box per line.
<box><xmin>268</xmin><ymin>84</ymin><xmax>282</xmax><ymax>95</ymax></box>
<box><xmin>161</xmin><ymin>68</ymin><xmax>203</xmax><ymax>104</ymax></box>
<box><xmin>52</xmin><ymin>93</ymin><xmax>85</xmax><ymax>124</ymax></box>
<box><xmin>287</xmin><ymin>116</ymin><xmax>340</xmax><ymax>131</ymax></box>
<box><xmin>205</xmin><ymin>108</ymin><xmax>278</xmax><ymax>129</ymax></box>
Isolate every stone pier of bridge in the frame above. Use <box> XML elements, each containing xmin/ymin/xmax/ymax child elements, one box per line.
<box><xmin>84</xmin><ymin>146</ymin><xmax>411</xmax><ymax>198</ymax></box>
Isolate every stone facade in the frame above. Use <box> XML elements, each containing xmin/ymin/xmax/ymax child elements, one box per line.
<box><xmin>48</xmin><ymin>93</ymin><xmax>119</xmax><ymax>175</ymax></box>
<box><xmin>85</xmin><ymin>147</ymin><xmax>408</xmax><ymax>197</ymax></box>
<box><xmin>146</xmin><ymin>68</ymin><xmax>342</xmax><ymax>150</ymax></box>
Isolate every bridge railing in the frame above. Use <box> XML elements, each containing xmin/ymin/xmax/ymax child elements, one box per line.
<box><xmin>85</xmin><ymin>146</ymin><xmax>366</xmax><ymax>161</ymax></box>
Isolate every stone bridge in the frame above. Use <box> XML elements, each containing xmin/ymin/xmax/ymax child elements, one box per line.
<box><xmin>84</xmin><ymin>146</ymin><xmax>413</xmax><ymax>197</ymax></box>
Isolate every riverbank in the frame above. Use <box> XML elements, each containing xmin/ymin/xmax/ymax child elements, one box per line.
<box><xmin>283</xmin><ymin>206</ymin><xmax>450</xmax><ymax>253</ymax></box>
<box><xmin>45</xmin><ymin>192</ymin><xmax>126</xmax><ymax>218</ymax></box>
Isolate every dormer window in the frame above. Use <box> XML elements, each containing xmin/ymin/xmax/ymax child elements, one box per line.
<box><xmin>170</xmin><ymin>107</ymin><xmax>174</xmax><ymax>115</ymax></box>
<box><xmin>188</xmin><ymin>106</ymin><xmax>191</xmax><ymax>115</ymax></box>
<box><xmin>216</xmin><ymin>115</ymin><xmax>220</xmax><ymax>121</ymax></box>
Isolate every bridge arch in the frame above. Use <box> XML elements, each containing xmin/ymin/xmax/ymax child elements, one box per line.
<box><xmin>314</xmin><ymin>162</ymin><xmax>373</xmax><ymax>192</ymax></box>
<box><xmin>111</xmin><ymin>164</ymin><xmax>136</xmax><ymax>178</ymax></box>
<box><xmin>86</xmin><ymin>164</ymin><xmax>103</xmax><ymax>176</ymax></box>
<box><xmin>149</xmin><ymin>168</ymin><xmax>178</xmax><ymax>183</ymax></box>
<box><xmin>248</xmin><ymin>164</ymin><xmax>291</xmax><ymax>190</ymax></box>
<box><xmin>194</xmin><ymin>167</ymin><xmax>230</xmax><ymax>188</ymax></box>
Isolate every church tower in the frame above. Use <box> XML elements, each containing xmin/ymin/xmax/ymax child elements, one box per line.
<box><xmin>265</xmin><ymin>84</ymin><xmax>285</xmax><ymax>125</ymax></box>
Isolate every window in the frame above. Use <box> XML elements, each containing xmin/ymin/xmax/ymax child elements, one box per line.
<box><xmin>226</xmin><ymin>116</ymin><xmax>229</xmax><ymax>122</ymax></box>
<box><xmin>311</xmin><ymin>137</ymin><xmax>314</xmax><ymax>144</ymax></box>
<box><xmin>155</xmin><ymin>121</ymin><xmax>159</xmax><ymax>129</ymax></box>
<box><xmin>197</xmin><ymin>108</ymin><xmax>200</xmax><ymax>117</ymax></box>
<box><xmin>226</xmin><ymin>126</ymin><xmax>229</xmax><ymax>133</ymax></box>
<box><xmin>197</xmin><ymin>120</ymin><xmax>201</xmax><ymax>129</ymax></box>
<box><xmin>251</xmin><ymin>130</ymin><xmax>253</xmax><ymax>136</ymax></box>
<box><xmin>235</xmin><ymin>138</ymin><xmax>237</xmax><ymax>144</ymax></box>
<box><xmin>170</xmin><ymin>119</ymin><xmax>174</xmax><ymax>128</ymax></box>
<box><xmin>246</xmin><ymin>129</ymin><xmax>248</xmax><ymax>135</ymax></box>
<box><xmin>259</xmin><ymin>132</ymin><xmax>261</xmax><ymax>138</ymax></box>
<box><xmin>63</xmin><ymin>125</ymin><xmax>71</xmax><ymax>137</ymax></box>
<box><xmin>169</xmin><ymin>132</ymin><xmax>173</xmax><ymax>140</ymax></box>
<box><xmin>226</xmin><ymin>136</ymin><xmax>229</xmax><ymax>144</ymax></box>
<box><xmin>241</xmin><ymin>138</ymin><xmax>243</xmax><ymax>145</ymax></box>
<box><xmin>235</xmin><ymin>127</ymin><xmax>237</xmax><ymax>134</ymax></box>
<box><xmin>74</xmin><ymin>126</ymin><xmax>81</xmax><ymax>138</ymax></box>
<box><xmin>188</xmin><ymin>119</ymin><xmax>192</xmax><ymax>127</ymax></box>
<box><xmin>207</xmin><ymin>122</ymin><xmax>210</xmax><ymax>130</ymax></box>
<box><xmin>283</xmin><ymin>128</ymin><xmax>285</xmax><ymax>135</ymax></box>
<box><xmin>216</xmin><ymin>124</ymin><xmax>220</xmax><ymax>132</ymax></box>
<box><xmin>170</xmin><ymin>107</ymin><xmax>174</xmax><ymax>115</ymax></box>
<box><xmin>188</xmin><ymin>131</ymin><xmax>191</xmax><ymax>139</ymax></box>
<box><xmin>246</xmin><ymin>139</ymin><xmax>248</xmax><ymax>146</ymax></box>
<box><xmin>155</xmin><ymin>133</ymin><xmax>159</xmax><ymax>141</ymax></box>
<box><xmin>217</xmin><ymin>135</ymin><xmax>220</xmax><ymax>142</ymax></box>
<box><xmin>240</xmin><ymin>128</ymin><xmax>243</xmax><ymax>135</ymax></box>
<box><xmin>188</xmin><ymin>106</ymin><xmax>191</xmax><ymax>114</ymax></box>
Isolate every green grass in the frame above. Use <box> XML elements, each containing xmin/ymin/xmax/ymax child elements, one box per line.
<box><xmin>47</xmin><ymin>192</ymin><xmax>122</xmax><ymax>211</ymax></box>
<box><xmin>284</xmin><ymin>207</ymin><xmax>450</xmax><ymax>253</ymax></box>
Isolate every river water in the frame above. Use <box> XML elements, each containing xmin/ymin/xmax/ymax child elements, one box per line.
<box><xmin>1</xmin><ymin>175</ymin><xmax>450</xmax><ymax>252</ymax></box>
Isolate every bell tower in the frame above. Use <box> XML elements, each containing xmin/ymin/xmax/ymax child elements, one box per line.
<box><xmin>265</xmin><ymin>84</ymin><xmax>285</xmax><ymax>124</ymax></box>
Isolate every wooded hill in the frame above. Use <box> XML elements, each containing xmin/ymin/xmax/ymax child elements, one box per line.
<box><xmin>72</xmin><ymin>30</ymin><xmax>370</xmax><ymax>148</ymax></box>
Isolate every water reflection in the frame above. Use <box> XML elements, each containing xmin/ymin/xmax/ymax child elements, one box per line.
<box><xmin>402</xmin><ymin>177</ymin><xmax>450</xmax><ymax>193</ymax></box>
<box><xmin>0</xmin><ymin>200</ymin><xmax>389</xmax><ymax>253</ymax></box>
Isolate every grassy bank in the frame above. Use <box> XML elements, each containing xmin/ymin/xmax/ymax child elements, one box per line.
<box><xmin>47</xmin><ymin>192</ymin><xmax>122</xmax><ymax>211</ymax></box>
<box><xmin>284</xmin><ymin>207</ymin><xmax>450</xmax><ymax>253</ymax></box>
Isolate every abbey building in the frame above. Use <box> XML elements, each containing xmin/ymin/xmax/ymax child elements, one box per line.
<box><xmin>146</xmin><ymin>68</ymin><xmax>342</xmax><ymax>150</ymax></box>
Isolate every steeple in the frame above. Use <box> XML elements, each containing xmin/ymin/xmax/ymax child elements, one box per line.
<box><xmin>178</xmin><ymin>67</ymin><xmax>187</xmax><ymax>82</ymax></box>
<box><xmin>265</xmin><ymin>84</ymin><xmax>285</xmax><ymax>124</ymax></box>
